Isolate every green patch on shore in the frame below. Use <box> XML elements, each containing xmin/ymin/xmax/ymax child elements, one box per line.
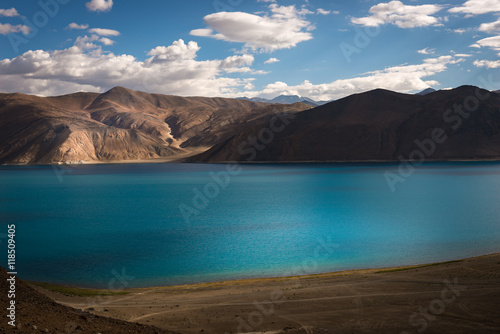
<box><xmin>375</xmin><ymin>260</ymin><xmax>463</xmax><ymax>274</ymax></box>
<box><xmin>28</xmin><ymin>281</ymin><xmax>130</xmax><ymax>297</ymax></box>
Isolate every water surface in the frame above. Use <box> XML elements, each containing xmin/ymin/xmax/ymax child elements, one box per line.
<box><xmin>0</xmin><ymin>162</ymin><xmax>499</xmax><ymax>288</ymax></box>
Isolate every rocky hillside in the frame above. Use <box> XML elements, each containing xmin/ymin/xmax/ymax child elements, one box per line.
<box><xmin>0</xmin><ymin>87</ymin><xmax>310</xmax><ymax>164</ymax></box>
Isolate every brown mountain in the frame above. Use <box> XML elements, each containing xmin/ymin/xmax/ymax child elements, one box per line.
<box><xmin>191</xmin><ymin>86</ymin><xmax>500</xmax><ymax>162</ymax></box>
<box><xmin>0</xmin><ymin>87</ymin><xmax>310</xmax><ymax>164</ymax></box>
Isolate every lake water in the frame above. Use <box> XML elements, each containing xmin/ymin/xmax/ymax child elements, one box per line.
<box><xmin>1</xmin><ymin>162</ymin><xmax>499</xmax><ymax>288</ymax></box>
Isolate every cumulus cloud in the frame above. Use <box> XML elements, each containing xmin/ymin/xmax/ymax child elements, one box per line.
<box><xmin>0</xmin><ymin>8</ymin><xmax>19</xmax><ymax>17</ymax></box>
<box><xmin>190</xmin><ymin>4</ymin><xmax>314</xmax><ymax>52</ymax></box>
<box><xmin>264</xmin><ymin>57</ymin><xmax>280</xmax><ymax>64</ymax></box>
<box><xmin>86</xmin><ymin>0</ymin><xmax>113</xmax><ymax>12</ymax></box>
<box><xmin>67</xmin><ymin>23</ymin><xmax>89</xmax><ymax>30</ymax></box>
<box><xmin>0</xmin><ymin>23</ymin><xmax>30</xmax><ymax>35</ymax></box>
<box><xmin>351</xmin><ymin>1</ymin><xmax>444</xmax><ymax>28</ymax></box>
<box><xmin>0</xmin><ymin>38</ymin><xmax>467</xmax><ymax>102</ymax></box>
<box><xmin>220</xmin><ymin>54</ymin><xmax>254</xmax><ymax>68</ymax></box>
<box><xmin>241</xmin><ymin>56</ymin><xmax>466</xmax><ymax>101</ymax></box>
<box><xmin>147</xmin><ymin>40</ymin><xmax>201</xmax><ymax>63</ymax></box>
<box><xmin>88</xmin><ymin>28</ymin><xmax>120</xmax><ymax>36</ymax></box>
<box><xmin>449</xmin><ymin>0</ymin><xmax>500</xmax><ymax>16</ymax></box>
<box><xmin>0</xmin><ymin>39</ymin><xmax>257</xmax><ymax>97</ymax></box>
<box><xmin>418</xmin><ymin>47</ymin><xmax>435</xmax><ymax>55</ymax></box>
<box><xmin>479</xmin><ymin>18</ymin><xmax>500</xmax><ymax>33</ymax></box>
<box><xmin>473</xmin><ymin>59</ymin><xmax>500</xmax><ymax>68</ymax></box>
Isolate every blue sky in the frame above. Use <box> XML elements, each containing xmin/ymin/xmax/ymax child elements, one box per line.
<box><xmin>0</xmin><ymin>0</ymin><xmax>500</xmax><ymax>99</ymax></box>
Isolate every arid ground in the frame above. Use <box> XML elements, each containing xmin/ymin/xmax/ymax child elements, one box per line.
<box><xmin>24</xmin><ymin>253</ymin><xmax>500</xmax><ymax>334</ymax></box>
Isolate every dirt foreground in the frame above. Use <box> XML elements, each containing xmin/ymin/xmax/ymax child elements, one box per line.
<box><xmin>30</xmin><ymin>253</ymin><xmax>500</xmax><ymax>334</ymax></box>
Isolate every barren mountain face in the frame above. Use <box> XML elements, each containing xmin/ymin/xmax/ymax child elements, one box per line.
<box><xmin>0</xmin><ymin>87</ymin><xmax>310</xmax><ymax>164</ymax></box>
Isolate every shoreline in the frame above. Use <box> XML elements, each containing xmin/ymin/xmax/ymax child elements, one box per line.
<box><xmin>3</xmin><ymin>157</ymin><xmax>500</xmax><ymax>167</ymax></box>
<box><xmin>28</xmin><ymin>251</ymin><xmax>500</xmax><ymax>292</ymax></box>
<box><xmin>29</xmin><ymin>251</ymin><xmax>500</xmax><ymax>334</ymax></box>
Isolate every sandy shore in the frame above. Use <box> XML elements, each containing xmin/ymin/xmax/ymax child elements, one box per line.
<box><xmin>30</xmin><ymin>253</ymin><xmax>500</xmax><ymax>334</ymax></box>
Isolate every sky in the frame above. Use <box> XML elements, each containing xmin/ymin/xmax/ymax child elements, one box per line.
<box><xmin>0</xmin><ymin>0</ymin><xmax>500</xmax><ymax>100</ymax></box>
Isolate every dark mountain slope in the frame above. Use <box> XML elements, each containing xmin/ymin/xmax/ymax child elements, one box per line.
<box><xmin>191</xmin><ymin>86</ymin><xmax>500</xmax><ymax>162</ymax></box>
<box><xmin>416</xmin><ymin>88</ymin><xmax>437</xmax><ymax>96</ymax></box>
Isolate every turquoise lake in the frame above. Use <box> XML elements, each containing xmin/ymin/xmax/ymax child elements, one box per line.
<box><xmin>1</xmin><ymin>162</ymin><xmax>499</xmax><ymax>288</ymax></box>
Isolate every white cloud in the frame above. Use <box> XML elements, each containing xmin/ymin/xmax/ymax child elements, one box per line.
<box><xmin>223</xmin><ymin>67</ymin><xmax>251</xmax><ymax>74</ymax></box>
<box><xmin>449</xmin><ymin>0</ymin><xmax>500</xmax><ymax>16</ymax></box>
<box><xmin>0</xmin><ymin>23</ymin><xmax>31</xmax><ymax>35</ymax></box>
<box><xmin>147</xmin><ymin>40</ymin><xmax>201</xmax><ymax>63</ymax></box>
<box><xmin>317</xmin><ymin>8</ymin><xmax>337</xmax><ymax>15</ymax></box>
<box><xmin>86</xmin><ymin>0</ymin><xmax>113</xmax><ymax>12</ymax></box>
<box><xmin>189</xmin><ymin>28</ymin><xmax>213</xmax><ymax>37</ymax></box>
<box><xmin>0</xmin><ymin>39</ymin><xmax>257</xmax><ymax>97</ymax></box>
<box><xmin>0</xmin><ymin>8</ymin><xmax>34</xmax><ymax>36</ymax></box>
<box><xmin>479</xmin><ymin>18</ymin><xmax>500</xmax><ymax>33</ymax></box>
<box><xmin>264</xmin><ymin>57</ymin><xmax>280</xmax><ymax>64</ymax></box>
<box><xmin>0</xmin><ymin>8</ymin><xmax>19</xmax><ymax>17</ymax></box>
<box><xmin>351</xmin><ymin>1</ymin><xmax>443</xmax><ymax>28</ymax></box>
<box><xmin>241</xmin><ymin>56</ymin><xmax>465</xmax><ymax>101</ymax></box>
<box><xmin>244</xmin><ymin>82</ymin><xmax>255</xmax><ymax>90</ymax></box>
<box><xmin>0</xmin><ymin>35</ymin><xmax>468</xmax><ymax>102</ymax></box>
<box><xmin>454</xmin><ymin>53</ymin><xmax>472</xmax><ymax>57</ymax></box>
<box><xmin>473</xmin><ymin>59</ymin><xmax>500</xmax><ymax>68</ymax></box>
<box><xmin>88</xmin><ymin>28</ymin><xmax>120</xmax><ymax>36</ymax></box>
<box><xmin>470</xmin><ymin>35</ymin><xmax>500</xmax><ymax>51</ymax></box>
<box><xmin>418</xmin><ymin>47</ymin><xmax>435</xmax><ymax>54</ymax></box>
<box><xmin>99</xmin><ymin>37</ymin><xmax>115</xmax><ymax>46</ymax></box>
<box><xmin>73</xmin><ymin>34</ymin><xmax>115</xmax><ymax>50</ymax></box>
<box><xmin>190</xmin><ymin>4</ymin><xmax>314</xmax><ymax>52</ymax></box>
<box><xmin>75</xmin><ymin>35</ymin><xmax>101</xmax><ymax>50</ymax></box>
<box><xmin>67</xmin><ymin>23</ymin><xmax>89</xmax><ymax>30</ymax></box>
<box><xmin>220</xmin><ymin>54</ymin><xmax>254</xmax><ymax>68</ymax></box>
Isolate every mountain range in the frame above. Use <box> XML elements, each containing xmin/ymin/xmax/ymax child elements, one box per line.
<box><xmin>237</xmin><ymin>95</ymin><xmax>331</xmax><ymax>107</ymax></box>
<box><xmin>0</xmin><ymin>87</ymin><xmax>310</xmax><ymax>164</ymax></box>
<box><xmin>237</xmin><ymin>88</ymin><xmax>436</xmax><ymax>106</ymax></box>
<box><xmin>1</xmin><ymin>85</ymin><xmax>499</xmax><ymax>164</ymax></box>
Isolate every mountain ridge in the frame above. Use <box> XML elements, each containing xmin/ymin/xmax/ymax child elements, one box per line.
<box><xmin>416</xmin><ymin>88</ymin><xmax>437</xmax><ymax>96</ymax></box>
<box><xmin>190</xmin><ymin>85</ymin><xmax>500</xmax><ymax>163</ymax></box>
<box><xmin>237</xmin><ymin>94</ymin><xmax>331</xmax><ymax>106</ymax></box>
<box><xmin>2</xmin><ymin>85</ymin><xmax>500</xmax><ymax>165</ymax></box>
<box><xmin>0</xmin><ymin>87</ymin><xmax>311</xmax><ymax>164</ymax></box>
